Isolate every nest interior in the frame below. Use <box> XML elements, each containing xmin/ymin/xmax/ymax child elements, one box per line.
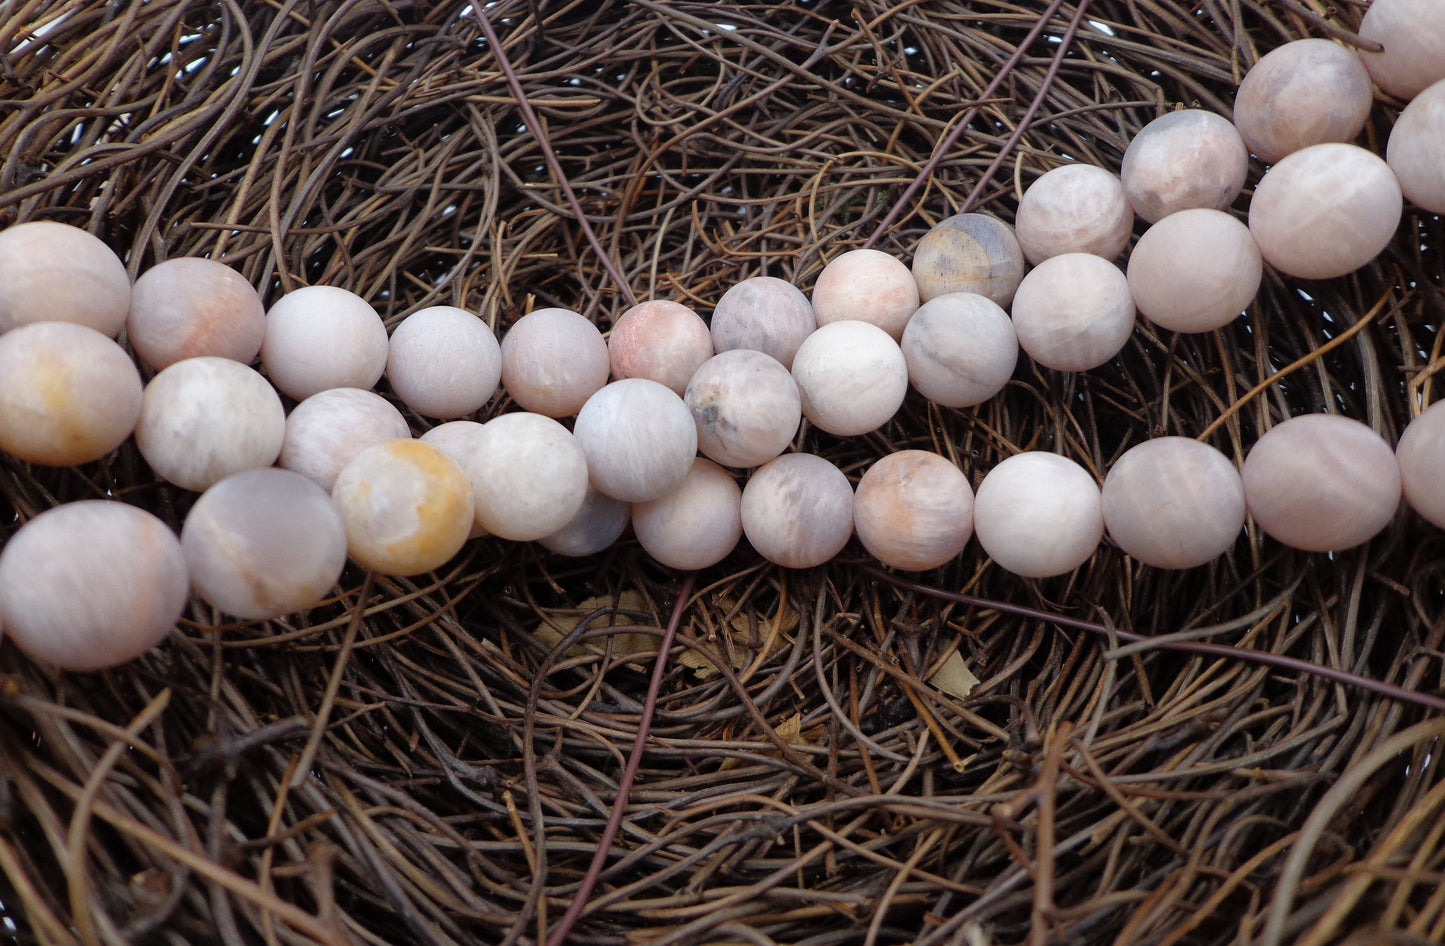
<box><xmin>3</xmin><ymin>1</ymin><xmax>1445</xmax><ymax>944</ymax></box>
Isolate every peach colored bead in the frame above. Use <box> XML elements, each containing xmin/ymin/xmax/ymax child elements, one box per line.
<box><xmin>1242</xmin><ymin>414</ymin><xmax>1401</xmax><ymax>552</ymax></box>
<box><xmin>811</xmin><ymin>248</ymin><xmax>919</xmax><ymax>340</ymax></box>
<box><xmin>1120</xmin><ymin>110</ymin><xmax>1249</xmax><ymax>223</ymax></box>
<box><xmin>608</xmin><ymin>300</ymin><xmax>714</xmax><ymax>395</ymax></box>
<box><xmin>854</xmin><ymin>451</ymin><xmax>974</xmax><ymax>571</ymax></box>
<box><xmin>710</xmin><ymin>276</ymin><xmax>816</xmax><ymax>369</ymax></box>
<box><xmin>1102</xmin><ymin>438</ymin><xmax>1245</xmax><ymax>569</ymax></box>
<box><xmin>1127</xmin><ymin>209</ymin><xmax>1261</xmax><ymax>333</ymax></box>
<box><xmin>1232</xmin><ymin>39</ymin><xmax>1373</xmax><ymax>164</ymax></box>
<box><xmin>911</xmin><ymin>212</ymin><xmax>1026</xmax><ymax>307</ymax></box>
<box><xmin>1248</xmin><ymin>143</ymin><xmax>1402</xmax><ymax>280</ymax></box>
<box><xmin>0</xmin><ymin>221</ymin><xmax>130</xmax><ymax>337</ymax></box>
<box><xmin>500</xmin><ymin>307</ymin><xmax>609</xmax><ymax>417</ymax></box>
<box><xmin>1015</xmin><ymin>164</ymin><xmax>1134</xmax><ymax>264</ymax></box>
<box><xmin>127</xmin><ymin>257</ymin><xmax>266</xmax><ymax>371</ymax></box>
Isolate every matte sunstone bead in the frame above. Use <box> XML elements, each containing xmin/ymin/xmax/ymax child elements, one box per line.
<box><xmin>1120</xmin><ymin>110</ymin><xmax>1249</xmax><ymax>223</ymax></box>
<box><xmin>1387</xmin><ymin>79</ymin><xmax>1445</xmax><ymax>215</ymax></box>
<box><xmin>262</xmin><ymin>285</ymin><xmax>388</xmax><ymax>400</ymax></box>
<box><xmin>791</xmin><ymin>320</ymin><xmax>908</xmax><ymax>436</ymax></box>
<box><xmin>1102</xmin><ymin>438</ymin><xmax>1245</xmax><ymax>569</ymax></box>
<box><xmin>127</xmin><ymin>257</ymin><xmax>266</xmax><ymax>370</ymax></box>
<box><xmin>573</xmin><ymin>378</ymin><xmax>698</xmax><ymax>503</ymax></box>
<box><xmin>0</xmin><ymin>220</ymin><xmax>130</xmax><ymax>337</ymax></box>
<box><xmin>279</xmin><ymin>387</ymin><xmax>410</xmax><ymax>492</ymax></box>
<box><xmin>811</xmin><ymin>248</ymin><xmax>920</xmax><ymax>340</ymax></box>
<box><xmin>710</xmin><ymin>276</ymin><xmax>816</xmax><ymax>369</ymax></box>
<box><xmin>632</xmin><ymin>458</ymin><xmax>743</xmax><ymax>570</ymax></box>
<box><xmin>607</xmin><ymin>299</ymin><xmax>714</xmax><ymax>395</ymax></box>
<box><xmin>500</xmin><ymin>307</ymin><xmax>609</xmax><ymax>417</ymax></box>
<box><xmin>900</xmin><ymin>292</ymin><xmax>1017</xmax><ymax>407</ymax></box>
<box><xmin>1127</xmin><ymin>209</ymin><xmax>1262</xmax><ymax>333</ymax></box>
<box><xmin>386</xmin><ymin>306</ymin><xmax>501</xmax><ymax>419</ymax></box>
<box><xmin>1396</xmin><ymin>400</ymin><xmax>1445</xmax><ymax>529</ymax></box>
<box><xmin>853</xmin><ymin>450</ymin><xmax>974</xmax><ymax>571</ymax></box>
<box><xmin>1242</xmin><ymin>413</ymin><xmax>1401</xmax><ymax>552</ymax></box>
<box><xmin>973</xmin><ymin>452</ymin><xmax>1103</xmax><ymax>578</ymax></box>
<box><xmin>910</xmin><ymin>212</ymin><xmax>1026</xmax><ymax>307</ymax></box>
<box><xmin>1015</xmin><ymin>164</ymin><xmax>1134</xmax><ymax>264</ymax></box>
<box><xmin>1232</xmin><ymin>39</ymin><xmax>1373</xmax><ymax>165</ymax></box>
<box><xmin>1358</xmin><ymin>0</ymin><xmax>1445</xmax><ymax>101</ymax></box>
<box><xmin>1010</xmin><ymin>253</ymin><xmax>1134</xmax><ymax>371</ymax></box>
<box><xmin>741</xmin><ymin>453</ymin><xmax>855</xmax><ymax>569</ymax></box>
<box><xmin>686</xmin><ymin>349</ymin><xmax>801</xmax><ymax>469</ymax></box>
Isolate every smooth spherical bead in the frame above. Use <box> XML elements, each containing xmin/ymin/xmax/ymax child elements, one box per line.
<box><xmin>0</xmin><ymin>501</ymin><xmax>188</xmax><ymax>671</ymax></box>
<box><xmin>1387</xmin><ymin>78</ymin><xmax>1445</xmax><ymax>215</ymax></box>
<box><xmin>1015</xmin><ymin>164</ymin><xmax>1134</xmax><ymax>264</ymax></box>
<box><xmin>386</xmin><ymin>306</ymin><xmax>501</xmax><ymax>419</ymax></box>
<box><xmin>1232</xmin><ymin>39</ymin><xmax>1373</xmax><ymax>165</ymax></box>
<box><xmin>854</xmin><ymin>450</ymin><xmax>974</xmax><ymax>571</ymax></box>
<box><xmin>1127</xmin><ymin>209</ymin><xmax>1262</xmax><ymax>333</ymax></box>
<box><xmin>973</xmin><ymin>452</ymin><xmax>1103</xmax><ymax>578</ymax></box>
<box><xmin>1120</xmin><ymin>110</ymin><xmax>1249</xmax><ymax>223</ymax></box>
<box><xmin>0</xmin><ymin>221</ymin><xmax>130</xmax><ymax>336</ymax></box>
<box><xmin>1102</xmin><ymin>438</ymin><xmax>1245</xmax><ymax>569</ymax></box>
<box><xmin>182</xmin><ymin>468</ymin><xmax>347</xmax><ymax>619</ymax></box>
<box><xmin>500</xmin><ymin>307</ymin><xmax>609</xmax><ymax>417</ymax></box>
<box><xmin>900</xmin><ymin>292</ymin><xmax>1017</xmax><ymax>407</ymax></box>
<box><xmin>608</xmin><ymin>300</ymin><xmax>714</xmax><ymax>395</ymax></box>
<box><xmin>332</xmin><ymin>439</ymin><xmax>474</xmax><ymax>576</ymax></box>
<box><xmin>811</xmin><ymin>248</ymin><xmax>920</xmax><ymax>340</ymax></box>
<box><xmin>468</xmin><ymin>412</ymin><xmax>590</xmax><ymax>541</ymax></box>
<box><xmin>1359</xmin><ymin>0</ymin><xmax>1445</xmax><ymax>101</ymax></box>
<box><xmin>710</xmin><ymin>276</ymin><xmax>816</xmax><ymax>369</ymax></box>
<box><xmin>262</xmin><ymin>286</ymin><xmax>389</xmax><ymax>400</ymax></box>
<box><xmin>686</xmin><ymin>349</ymin><xmax>801</xmax><ymax>469</ymax></box>
<box><xmin>910</xmin><ymin>212</ymin><xmax>1026</xmax><ymax>307</ymax></box>
<box><xmin>135</xmin><ymin>357</ymin><xmax>286</xmax><ymax>491</ymax></box>
<box><xmin>538</xmin><ymin>487</ymin><xmax>631</xmax><ymax>557</ymax></box>
<box><xmin>0</xmin><ymin>321</ymin><xmax>142</xmax><ymax>466</ymax></box>
<box><xmin>573</xmin><ymin>379</ymin><xmax>698</xmax><ymax>503</ymax></box>
<box><xmin>279</xmin><ymin>388</ymin><xmax>411</xmax><ymax>492</ymax></box>
<box><xmin>1248</xmin><ymin>143</ymin><xmax>1402</xmax><ymax>280</ymax></box>
<box><xmin>791</xmin><ymin>320</ymin><xmax>908</xmax><ymax>436</ymax></box>
<box><xmin>740</xmin><ymin>453</ymin><xmax>854</xmax><ymax>569</ymax></box>
<box><xmin>127</xmin><ymin>257</ymin><xmax>266</xmax><ymax>371</ymax></box>
<box><xmin>632</xmin><ymin>458</ymin><xmax>743</xmax><ymax>570</ymax></box>
<box><xmin>1396</xmin><ymin>401</ymin><xmax>1445</xmax><ymax>529</ymax></box>
<box><xmin>1242</xmin><ymin>414</ymin><xmax>1401</xmax><ymax>552</ymax></box>
<box><xmin>1010</xmin><ymin>253</ymin><xmax>1134</xmax><ymax>371</ymax></box>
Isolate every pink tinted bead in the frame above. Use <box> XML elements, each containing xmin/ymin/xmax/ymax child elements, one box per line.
<box><xmin>1102</xmin><ymin>438</ymin><xmax>1245</xmax><ymax>569</ymax></box>
<box><xmin>1387</xmin><ymin>79</ymin><xmax>1445</xmax><ymax>215</ymax></box>
<box><xmin>128</xmin><ymin>257</ymin><xmax>266</xmax><ymax>371</ymax></box>
<box><xmin>500</xmin><ymin>307</ymin><xmax>609</xmax><ymax>417</ymax></box>
<box><xmin>1242</xmin><ymin>414</ymin><xmax>1401</xmax><ymax>551</ymax></box>
<box><xmin>1232</xmin><ymin>39</ymin><xmax>1373</xmax><ymax>164</ymax></box>
<box><xmin>741</xmin><ymin>453</ymin><xmax>854</xmax><ymax>569</ymax></box>
<box><xmin>791</xmin><ymin>320</ymin><xmax>908</xmax><ymax>436</ymax></box>
<box><xmin>573</xmin><ymin>379</ymin><xmax>698</xmax><ymax>503</ymax></box>
<box><xmin>853</xmin><ymin>451</ymin><xmax>974</xmax><ymax>571</ymax></box>
<box><xmin>811</xmin><ymin>248</ymin><xmax>919</xmax><ymax>340</ymax></box>
<box><xmin>1015</xmin><ymin>164</ymin><xmax>1134</xmax><ymax>264</ymax></box>
<box><xmin>686</xmin><ymin>349</ymin><xmax>801</xmax><ymax>469</ymax></box>
<box><xmin>0</xmin><ymin>221</ymin><xmax>130</xmax><ymax>337</ymax></box>
<box><xmin>1359</xmin><ymin>0</ymin><xmax>1445</xmax><ymax>100</ymax></box>
<box><xmin>632</xmin><ymin>458</ymin><xmax>743</xmax><ymax>570</ymax></box>
<box><xmin>279</xmin><ymin>388</ymin><xmax>411</xmax><ymax>492</ymax></box>
<box><xmin>386</xmin><ymin>306</ymin><xmax>501</xmax><ymax>419</ymax></box>
<box><xmin>262</xmin><ymin>286</ymin><xmax>389</xmax><ymax>400</ymax></box>
<box><xmin>1127</xmin><ymin>209</ymin><xmax>1262</xmax><ymax>333</ymax></box>
<box><xmin>710</xmin><ymin>276</ymin><xmax>816</xmax><ymax>369</ymax></box>
<box><xmin>608</xmin><ymin>300</ymin><xmax>714</xmax><ymax>395</ymax></box>
<box><xmin>1120</xmin><ymin>110</ymin><xmax>1249</xmax><ymax>222</ymax></box>
<box><xmin>973</xmin><ymin>452</ymin><xmax>1103</xmax><ymax>578</ymax></box>
<box><xmin>1396</xmin><ymin>400</ymin><xmax>1445</xmax><ymax>529</ymax></box>
<box><xmin>1010</xmin><ymin>254</ymin><xmax>1134</xmax><ymax>371</ymax></box>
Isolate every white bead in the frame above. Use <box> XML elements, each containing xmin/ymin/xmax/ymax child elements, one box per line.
<box><xmin>1232</xmin><ymin>39</ymin><xmax>1373</xmax><ymax>164</ymax></box>
<box><xmin>573</xmin><ymin>378</ymin><xmax>698</xmax><ymax>502</ymax></box>
<box><xmin>386</xmin><ymin>306</ymin><xmax>501</xmax><ymax>419</ymax></box>
<box><xmin>1010</xmin><ymin>254</ymin><xmax>1134</xmax><ymax>371</ymax></box>
<box><xmin>791</xmin><ymin>320</ymin><xmax>908</xmax><ymax>436</ymax></box>
<box><xmin>262</xmin><ymin>285</ymin><xmax>388</xmax><ymax>400</ymax></box>
<box><xmin>279</xmin><ymin>388</ymin><xmax>411</xmax><ymax>491</ymax></box>
<box><xmin>500</xmin><ymin>307</ymin><xmax>609</xmax><ymax>417</ymax></box>
<box><xmin>900</xmin><ymin>292</ymin><xmax>1017</xmax><ymax>407</ymax></box>
<box><xmin>468</xmin><ymin>412</ymin><xmax>590</xmax><ymax>541</ymax></box>
<box><xmin>0</xmin><ymin>221</ymin><xmax>130</xmax><ymax>337</ymax></box>
<box><xmin>1127</xmin><ymin>209</ymin><xmax>1261</xmax><ymax>333</ymax></box>
<box><xmin>0</xmin><ymin>501</ymin><xmax>188</xmax><ymax>671</ymax></box>
<box><xmin>1015</xmin><ymin>164</ymin><xmax>1133</xmax><ymax>264</ymax></box>
<box><xmin>135</xmin><ymin>357</ymin><xmax>285</xmax><ymax>491</ymax></box>
<box><xmin>973</xmin><ymin>452</ymin><xmax>1103</xmax><ymax>578</ymax></box>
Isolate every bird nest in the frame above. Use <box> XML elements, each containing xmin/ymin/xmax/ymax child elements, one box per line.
<box><xmin>3</xmin><ymin>1</ymin><xmax>1445</xmax><ymax>944</ymax></box>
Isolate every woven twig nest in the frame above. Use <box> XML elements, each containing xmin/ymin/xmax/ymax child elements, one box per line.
<box><xmin>2</xmin><ymin>1</ymin><xmax>1444</xmax><ymax>944</ymax></box>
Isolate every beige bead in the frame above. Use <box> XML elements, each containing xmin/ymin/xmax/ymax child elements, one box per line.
<box><xmin>1248</xmin><ymin>143</ymin><xmax>1402</xmax><ymax>280</ymax></box>
<box><xmin>279</xmin><ymin>388</ymin><xmax>411</xmax><ymax>492</ymax></box>
<box><xmin>468</xmin><ymin>412</ymin><xmax>590</xmax><ymax>541</ymax></box>
<box><xmin>0</xmin><ymin>321</ymin><xmax>142</xmax><ymax>466</ymax></box>
<box><xmin>607</xmin><ymin>299</ymin><xmax>714</xmax><ymax>395</ymax></box>
<box><xmin>973</xmin><ymin>452</ymin><xmax>1103</xmax><ymax>578</ymax></box>
<box><xmin>1359</xmin><ymin>0</ymin><xmax>1445</xmax><ymax>100</ymax></box>
<box><xmin>791</xmin><ymin>320</ymin><xmax>908</xmax><ymax>436</ymax></box>
<box><xmin>686</xmin><ymin>349</ymin><xmax>801</xmax><ymax>469</ymax></box>
<box><xmin>1387</xmin><ymin>78</ymin><xmax>1445</xmax><ymax>215</ymax></box>
<box><xmin>632</xmin><ymin>458</ymin><xmax>743</xmax><ymax>570</ymax></box>
<box><xmin>1242</xmin><ymin>414</ymin><xmax>1400</xmax><ymax>551</ymax></box>
<box><xmin>1233</xmin><ymin>39</ymin><xmax>1373</xmax><ymax>165</ymax></box>
<box><xmin>0</xmin><ymin>501</ymin><xmax>188</xmax><ymax>671</ymax></box>
<box><xmin>854</xmin><ymin>451</ymin><xmax>974</xmax><ymax>571</ymax></box>
<box><xmin>910</xmin><ymin>213</ymin><xmax>1026</xmax><ymax>306</ymax></box>
<box><xmin>1010</xmin><ymin>253</ymin><xmax>1134</xmax><ymax>371</ymax></box>
<box><xmin>500</xmin><ymin>307</ymin><xmax>609</xmax><ymax>417</ymax></box>
<box><xmin>1395</xmin><ymin>400</ymin><xmax>1445</xmax><ymax>529</ymax></box>
<box><xmin>1127</xmin><ymin>209</ymin><xmax>1261</xmax><ymax>333</ymax></box>
<box><xmin>900</xmin><ymin>292</ymin><xmax>1017</xmax><ymax>407</ymax></box>
<box><xmin>0</xmin><ymin>221</ymin><xmax>130</xmax><ymax>337</ymax></box>
<box><xmin>710</xmin><ymin>276</ymin><xmax>816</xmax><ymax>369</ymax></box>
<box><xmin>1120</xmin><ymin>110</ymin><xmax>1249</xmax><ymax>223</ymax></box>
<box><xmin>1102</xmin><ymin>438</ymin><xmax>1245</xmax><ymax>569</ymax></box>
<box><xmin>1015</xmin><ymin>164</ymin><xmax>1134</xmax><ymax>264</ymax></box>
<box><xmin>332</xmin><ymin>439</ymin><xmax>474</xmax><ymax>577</ymax></box>
<box><xmin>741</xmin><ymin>453</ymin><xmax>854</xmax><ymax>569</ymax></box>
<box><xmin>128</xmin><ymin>257</ymin><xmax>266</xmax><ymax>371</ymax></box>
<box><xmin>811</xmin><ymin>248</ymin><xmax>920</xmax><ymax>340</ymax></box>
